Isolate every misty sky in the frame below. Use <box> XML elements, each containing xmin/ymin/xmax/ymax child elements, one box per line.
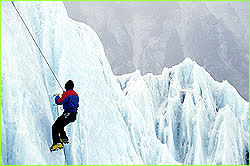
<box><xmin>64</xmin><ymin>1</ymin><xmax>249</xmax><ymax>100</ymax></box>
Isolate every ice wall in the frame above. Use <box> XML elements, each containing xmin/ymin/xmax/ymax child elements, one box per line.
<box><xmin>116</xmin><ymin>58</ymin><xmax>249</xmax><ymax>165</ymax></box>
<box><xmin>1</xmin><ymin>1</ymin><xmax>248</xmax><ymax>165</ymax></box>
<box><xmin>1</xmin><ymin>1</ymin><xmax>177</xmax><ymax>165</ymax></box>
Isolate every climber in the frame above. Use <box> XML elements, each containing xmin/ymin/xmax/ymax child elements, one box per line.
<box><xmin>50</xmin><ymin>80</ymin><xmax>79</xmax><ymax>152</ymax></box>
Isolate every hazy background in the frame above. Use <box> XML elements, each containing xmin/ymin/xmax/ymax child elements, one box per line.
<box><xmin>64</xmin><ymin>1</ymin><xmax>249</xmax><ymax>100</ymax></box>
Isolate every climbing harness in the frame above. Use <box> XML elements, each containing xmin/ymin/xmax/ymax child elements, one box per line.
<box><xmin>10</xmin><ymin>1</ymin><xmax>64</xmax><ymax>92</ymax></box>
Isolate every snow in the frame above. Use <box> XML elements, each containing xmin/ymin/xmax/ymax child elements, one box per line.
<box><xmin>116</xmin><ymin>58</ymin><xmax>249</xmax><ymax>165</ymax></box>
<box><xmin>1</xmin><ymin>1</ymin><xmax>248</xmax><ymax>165</ymax></box>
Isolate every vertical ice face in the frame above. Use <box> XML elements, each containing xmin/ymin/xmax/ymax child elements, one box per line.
<box><xmin>1</xmin><ymin>2</ymin><xmax>67</xmax><ymax>164</ymax></box>
<box><xmin>1</xmin><ymin>1</ymin><xmax>178</xmax><ymax>165</ymax></box>
<box><xmin>117</xmin><ymin>58</ymin><xmax>249</xmax><ymax>165</ymax></box>
<box><xmin>1</xmin><ymin>1</ymin><xmax>134</xmax><ymax>165</ymax></box>
<box><xmin>1</xmin><ymin>1</ymin><xmax>248</xmax><ymax>165</ymax></box>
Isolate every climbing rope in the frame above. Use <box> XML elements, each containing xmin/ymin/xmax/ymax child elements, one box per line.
<box><xmin>10</xmin><ymin>1</ymin><xmax>64</xmax><ymax>91</ymax></box>
<box><xmin>11</xmin><ymin>2</ymin><xmax>67</xmax><ymax>163</ymax></box>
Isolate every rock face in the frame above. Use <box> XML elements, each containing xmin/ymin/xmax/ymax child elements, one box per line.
<box><xmin>64</xmin><ymin>1</ymin><xmax>249</xmax><ymax>101</ymax></box>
